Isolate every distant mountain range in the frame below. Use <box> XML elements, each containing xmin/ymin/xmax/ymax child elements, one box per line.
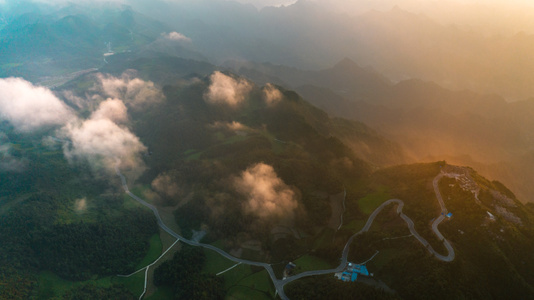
<box><xmin>0</xmin><ymin>3</ymin><xmax>168</xmax><ymax>80</ymax></box>
<box><xmin>56</xmin><ymin>56</ymin><xmax>534</xmax><ymax>299</ymax></box>
<box><xmin>2</xmin><ymin>1</ymin><xmax>534</xmax><ymax>298</ymax></box>
<box><xmin>225</xmin><ymin>56</ymin><xmax>534</xmax><ymax>203</ymax></box>
<box><xmin>116</xmin><ymin>0</ymin><xmax>534</xmax><ymax>100</ymax></box>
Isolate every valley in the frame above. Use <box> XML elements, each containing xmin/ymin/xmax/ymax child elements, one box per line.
<box><xmin>2</xmin><ymin>1</ymin><xmax>534</xmax><ymax>299</ymax></box>
<box><xmin>117</xmin><ymin>163</ymin><xmax>461</xmax><ymax>299</ymax></box>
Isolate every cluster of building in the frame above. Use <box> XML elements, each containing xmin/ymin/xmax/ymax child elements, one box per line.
<box><xmin>334</xmin><ymin>262</ymin><xmax>372</xmax><ymax>282</ymax></box>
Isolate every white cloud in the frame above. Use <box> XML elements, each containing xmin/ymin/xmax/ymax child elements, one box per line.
<box><xmin>60</xmin><ymin>96</ymin><xmax>146</xmax><ymax>171</ymax></box>
<box><xmin>204</xmin><ymin>71</ymin><xmax>252</xmax><ymax>107</ymax></box>
<box><xmin>263</xmin><ymin>83</ymin><xmax>283</xmax><ymax>105</ymax></box>
<box><xmin>209</xmin><ymin>121</ymin><xmax>249</xmax><ymax>132</ymax></box>
<box><xmin>0</xmin><ymin>78</ymin><xmax>75</xmax><ymax>131</ymax></box>
<box><xmin>62</xmin><ymin>117</ymin><xmax>146</xmax><ymax>171</ymax></box>
<box><xmin>0</xmin><ymin>77</ymin><xmax>147</xmax><ymax>173</ymax></box>
<box><xmin>162</xmin><ymin>31</ymin><xmax>192</xmax><ymax>42</ymax></box>
<box><xmin>151</xmin><ymin>173</ymin><xmax>180</xmax><ymax>197</ymax></box>
<box><xmin>61</xmin><ymin>90</ymin><xmax>88</xmax><ymax>110</ymax></box>
<box><xmin>234</xmin><ymin>163</ymin><xmax>298</xmax><ymax>218</ymax></box>
<box><xmin>96</xmin><ymin>71</ymin><xmax>164</xmax><ymax>110</ymax></box>
<box><xmin>0</xmin><ymin>135</ymin><xmax>26</xmax><ymax>172</ymax></box>
<box><xmin>61</xmin><ymin>72</ymin><xmax>165</xmax><ymax>171</ymax></box>
<box><xmin>90</xmin><ymin>98</ymin><xmax>128</xmax><ymax>123</ymax></box>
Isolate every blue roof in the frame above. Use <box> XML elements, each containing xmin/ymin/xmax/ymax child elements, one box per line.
<box><xmin>351</xmin><ymin>272</ymin><xmax>358</xmax><ymax>282</ymax></box>
<box><xmin>446</xmin><ymin>212</ymin><xmax>453</xmax><ymax>217</ymax></box>
<box><xmin>353</xmin><ymin>265</ymin><xmax>369</xmax><ymax>276</ymax></box>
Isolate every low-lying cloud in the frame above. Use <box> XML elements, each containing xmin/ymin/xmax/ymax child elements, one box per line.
<box><xmin>234</xmin><ymin>163</ymin><xmax>298</xmax><ymax>218</ymax></box>
<box><xmin>0</xmin><ymin>133</ymin><xmax>26</xmax><ymax>172</ymax></box>
<box><xmin>0</xmin><ymin>76</ymin><xmax>151</xmax><ymax>173</ymax></box>
<box><xmin>90</xmin><ymin>98</ymin><xmax>128</xmax><ymax>123</ymax></box>
<box><xmin>61</xmin><ymin>90</ymin><xmax>90</xmax><ymax>110</ymax></box>
<box><xmin>204</xmin><ymin>71</ymin><xmax>252</xmax><ymax>107</ymax></box>
<box><xmin>96</xmin><ymin>71</ymin><xmax>164</xmax><ymax>110</ymax></box>
<box><xmin>162</xmin><ymin>31</ymin><xmax>192</xmax><ymax>42</ymax></box>
<box><xmin>59</xmin><ymin>74</ymin><xmax>159</xmax><ymax>171</ymax></box>
<box><xmin>0</xmin><ymin>78</ymin><xmax>75</xmax><ymax>131</ymax></box>
<box><xmin>62</xmin><ymin>117</ymin><xmax>146</xmax><ymax>171</ymax></box>
<box><xmin>209</xmin><ymin>121</ymin><xmax>249</xmax><ymax>132</ymax></box>
<box><xmin>263</xmin><ymin>83</ymin><xmax>283</xmax><ymax>105</ymax></box>
<box><xmin>151</xmin><ymin>173</ymin><xmax>180</xmax><ymax>198</ymax></box>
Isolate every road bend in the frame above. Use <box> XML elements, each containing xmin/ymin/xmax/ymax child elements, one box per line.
<box><xmin>116</xmin><ymin>167</ymin><xmax>455</xmax><ymax>299</ymax></box>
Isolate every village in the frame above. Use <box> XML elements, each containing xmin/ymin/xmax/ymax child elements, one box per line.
<box><xmin>282</xmin><ymin>261</ymin><xmax>373</xmax><ymax>283</ymax></box>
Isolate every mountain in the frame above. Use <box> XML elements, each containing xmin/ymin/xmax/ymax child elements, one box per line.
<box><xmin>224</xmin><ymin>57</ymin><xmax>392</xmax><ymax>101</ymax></box>
<box><xmin>3</xmin><ymin>48</ymin><xmax>534</xmax><ymax>300</ymax></box>
<box><xmin>287</xmin><ymin>162</ymin><xmax>534</xmax><ymax>299</ymax></box>
<box><xmin>121</xmin><ymin>0</ymin><xmax>534</xmax><ymax>99</ymax></box>
<box><xmin>3</xmin><ymin>1</ymin><xmax>534</xmax><ymax>299</ymax></box>
<box><xmin>0</xmin><ymin>4</ymin><xmax>169</xmax><ymax>81</ymax></box>
<box><xmin>58</xmin><ymin>61</ymin><xmax>534</xmax><ymax>298</ymax></box>
<box><xmin>229</xmin><ymin>57</ymin><xmax>534</xmax><ymax>204</ymax></box>
<box><xmin>0</xmin><ymin>55</ymin><xmax>408</xmax><ymax>297</ymax></box>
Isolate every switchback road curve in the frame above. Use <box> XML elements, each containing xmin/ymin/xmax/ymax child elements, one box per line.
<box><xmin>116</xmin><ymin>167</ymin><xmax>455</xmax><ymax>299</ymax></box>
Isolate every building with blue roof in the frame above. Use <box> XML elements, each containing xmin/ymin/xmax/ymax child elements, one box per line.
<box><xmin>354</xmin><ymin>264</ymin><xmax>369</xmax><ymax>276</ymax></box>
<box><xmin>335</xmin><ymin>263</ymin><xmax>371</xmax><ymax>282</ymax></box>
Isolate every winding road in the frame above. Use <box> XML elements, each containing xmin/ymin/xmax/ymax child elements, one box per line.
<box><xmin>116</xmin><ymin>167</ymin><xmax>455</xmax><ymax>299</ymax></box>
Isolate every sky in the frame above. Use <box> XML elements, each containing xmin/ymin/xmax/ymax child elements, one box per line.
<box><xmin>232</xmin><ymin>0</ymin><xmax>296</xmax><ymax>8</ymax></box>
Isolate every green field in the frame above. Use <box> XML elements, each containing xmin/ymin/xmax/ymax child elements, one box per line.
<box><xmin>113</xmin><ymin>272</ymin><xmax>145</xmax><ymax>297</ymax></box>
<box><xmin>223</xmin><ymin>266</ymin><xmax>275</xmax><ymax>300</ymax></box>
<box><xmin>136</xmin><ymin>234</ymin><xmax>163</xmax><ymax>269</ymax></box>
<box><xmin>238</xmin><ymin>270</ymin><xmax>274</xmax><ymax>293</ymax></box>
<box><xmin>185</xmin><ymin>150</ymin><xmax>203</xmax><ymax>161</ymax></box>
<box><xmin>145</xmin><ymin>286</ymin><xmax>173</xmax><ymax>300</ymax></box>
<box><xmin>293</xmin><ymin>255</ymin><xmax>334</xmax><ymax>274</ymax></box>
<box><xmin>358</xmin><ymin>188</ymin><xmax>391</xmax><ymax>214</ymax></box>
<box><xmin>221</xmin><ymin>264</ymin><xmax>254</xmax><ymax>290</ymax></box>
<box><xmin>202</xmin><ymin>248</ymin><xmax>238</xmax><ymax>274</ymax></box>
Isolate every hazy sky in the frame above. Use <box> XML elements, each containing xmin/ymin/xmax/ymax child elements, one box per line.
<box><xmin>2</xmin><ymin>0</ymin><xmax>533</xmax><ymax>11</ymax></box>
<box><xmin>232</xmin><ymin>0</ymin><xmax>296</xmax><ymax>8</ymax></box>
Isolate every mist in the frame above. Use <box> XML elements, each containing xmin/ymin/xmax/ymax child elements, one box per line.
<box><xmin>0</xmin><ymin>78</ymin><xmax>75</xmax><ymax>131</ymax></box>
<box><xmin>0</xmin><ymin>76</ymin><xmax>152</xmax><ymax>173</ymax></box>
<box><xmin>234</xmin><ymin>163</ymin><xmax>299</xmax><ymax>219</ymax></box>
<box><xmin>5</xmin><ymin>0</ymin><xmax>534</xmax><ymax>298</ymax></box>
<box><xmin>204</xmin><ymin>71</ymin><xmax>252</xmax><ymax>107</ymax></box>
<box><xmin>96</xmin><ymin>71</ymin><xmax>165</xmax><ymax>111</ymax></box>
